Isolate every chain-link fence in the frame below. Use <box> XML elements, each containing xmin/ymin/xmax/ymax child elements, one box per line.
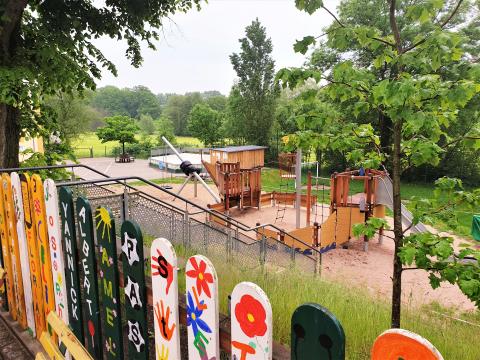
<box><xmin>63</xmin><ymin>182</ymin><xmax>318</xmax><ymax>274</ymax></box>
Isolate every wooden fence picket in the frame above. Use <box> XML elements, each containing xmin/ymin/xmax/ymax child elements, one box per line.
<box><xmin>291</xmin><ymin>303</ymin><xmax>346</xmax><ymax>360</ymax></box>
<box><xmin>185</xmin><ymin>254</ymin><xmax>219</xmax><ymax>360</ymax></box>
<box><xmin>76</xmin><ymin>196</ymin><xmax>102</xmax><ymax>358</ymax></box>
<box><xmin>30</xmin><ymin>175</ymin><xmax>55</xmax><ymax>322</ymax></box>
<box><xmin>11</xmin><ymin>172</ymin><xmax>36</xmax><ymax>335</ymax></box>
<box><xmin>59</xmin><ymin>186</ymin><xmax>84</xmax><ymax>343</ymax></box>
<box><xmin>231</xmin><ymin>282</ymin><xmax>273</xmax><ymax>360</ymax></box>
<box><xmin>96</xmin><ymin>206</ymin><xmax>123</xmax><ymax>359</ymax></box>
<box><xmin>20</xmin><ymin>173</ymin><xmax>45</xmax><ymax>338</ymax></box>
<box><xmin>150</xmin><ymin>237</ymin><xmax>180</xmax><ymax>360</ymax></box>
<box><xmin>121</xmin><ymin>220</ymin><xmax>149</xmax><ymax>359</ymax></box>
<box><xmin>371</xmin><ymin>328</ymin><xmax>444</xmax><ymax>360</ymax></box>
<box><xmin>0</xmin><ymin>180</ymin><xmax>16</xmax><ymax>317</ymax></box>
<box><xmin>44</xmin><ymin>179</ymin><xmax>69</xmax><ymax>325</ymax></box>
<box><xmin>1</xmin><ymin>173</ymin><xmax>26</xmax><ymax>327</ymax></box>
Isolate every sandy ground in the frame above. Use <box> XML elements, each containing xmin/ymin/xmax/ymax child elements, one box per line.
<box><xmin>135</xmin><ymin>182</ymin><xmax>477</xmax><ymax>313</ymax></box>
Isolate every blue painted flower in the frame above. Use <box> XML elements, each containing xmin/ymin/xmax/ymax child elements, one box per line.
<box><xmin>187</xmin><ymin>291</ymin><xmax>212</xmax><ymax>336</ymax></box>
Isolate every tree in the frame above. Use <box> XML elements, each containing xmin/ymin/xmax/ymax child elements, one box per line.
<box><xmin>230</xmin><ymin>19</ymin><xmax>278</xmax><ymax>146</ymax></box>
<box><xmin>137</xmin><ymin>114</ymin><xmax>156</xmax><ymax>135</ymax></box>
<box><xmin>187</xmin><ymin>103</ymin><xmax>223</xmax><ymax>146</ymax></box>
<box><xmin>163</xmin><ymin>92</ymin><xmax>203</xmax><ymax>135</ymax></box>
<box><xmin>46</xmin><ymin>91</ymin><xmax>102</xmax><ymax>145</ymax></box>
<box><xmin>96</xmin><ymin>116</ymin><xmax>139</xmax><ymax>156</ymax></box>
<box><xmin>279</xmin><ymin>0</ymin><xmax>480</xmax><ymax>327</ymax></box>
<box><xmin>304</xmin><ymin>0</ymin><xmax>480</xmax><ymax>182</ymax></box>
<box><xmin>224</xmin><ymin>85</ymin><xmax>248</xmax><ymax>144</ymax></box>
<box><xmin>156</xmin><ymin>116</ymin><xmax>176</xmax><ymax>145</ymax></box>
<box><xmin>0</xmin><ymin>0</ymin><xmax>200</xmax><ymax>168</ymax></box>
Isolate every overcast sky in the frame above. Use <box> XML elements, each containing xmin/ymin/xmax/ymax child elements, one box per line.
<box><xmin>95</xmin><ymin>0</ymin><xmax>339</xmax><ymax>95</ymax></box>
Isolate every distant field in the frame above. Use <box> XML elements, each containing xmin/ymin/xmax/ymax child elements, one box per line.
<box><xmin>175</xmin><ymin>136</ymin><xmax>203</xmax><ymax>147</ymax></box>
<box><xmin>73</xmin><ymin>132</ymin><xmax>203</xmax><ymax>158</ymax></box>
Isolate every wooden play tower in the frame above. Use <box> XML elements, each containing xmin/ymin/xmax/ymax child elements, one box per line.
<box><xmin>202</xmin><ymin>145</ymin><xmax>266</xmax><ymax>212</ymax></box>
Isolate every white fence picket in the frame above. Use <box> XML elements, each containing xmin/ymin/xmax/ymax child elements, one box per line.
<box><xmin>151</xmin><ymin>238</ymin><xmax>180</xmax><ymax>360</ymax></box>
<box><xmin>185</xmin><ymin>255</ymin><xmax>219</xmax><ymax>360</ymax></box>
<box><xmin>44</xmin><ymin>179</ymin><xmax>69</xmax><ymax>325</ymax></box>
<box><xmin>231</xmin><ymin>282</ymin><xmax>273</xmax><ymax>360</ymax></box>
<box><xmin>10</xmin><ymin>172</ymin><xmax>36</xmax><ymax>336</ymax></box>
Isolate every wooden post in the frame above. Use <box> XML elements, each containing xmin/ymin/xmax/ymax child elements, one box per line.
<box><xmin>306</xmin><ymin>171</ymin><xmax>312</xmax><ymax>226</ymax></box>
<box><xmin>295</xmin><ymin>149</ymin><xmax>302</xmax><ymax>229</ymax></box>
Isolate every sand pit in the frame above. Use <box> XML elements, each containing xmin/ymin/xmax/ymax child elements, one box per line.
<box><xmin>134</xmin><ymin>182</ymin><xmax>476</xmax><ymax>312</ymax></box>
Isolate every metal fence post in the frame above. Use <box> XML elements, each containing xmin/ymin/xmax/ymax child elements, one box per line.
<box><xmin>169</xmin><ymin>210</ymin><xmax>175</xmax><ymax>241</ymax></box>
<box><xmin>226</xmin><ymin>226</ymin><xmax>232</xmax><ymax>263</ymax></box>
<box><xmin>121</xmin><ymin>187</ymin><xmax>129</xmax><ymax>222</ymax></box>
<box><xmin>183</xmin><ymin>212</ymin><xmax>190</xmax><ymax>248</ymax></box>
<box><xmin>203</xmin><ymin>221</ymin><xmax>208</xmax><ymax>254</ymax></box>
<box><xmin>260</xmin><ymin>227</ymin><xmax>266</xmax><ymax>267</ymax></box>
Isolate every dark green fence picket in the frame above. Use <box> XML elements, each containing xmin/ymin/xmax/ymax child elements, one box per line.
<box><xmin>121</xmin><ymin>220</ymin><xmax>148</xmax><ymax>359</ymax></box>
<box><xmin>76</xmin><ymin>197</ymin><xmax>102</xmax><ymax>358</ymax></box>
<box><xmin>96</xmin><ymin>206</ymin><xmax>123</xmax><ymax>359</ymax></box>
<box><xmin>58</xmin><ymin>187</ymin><xmax>84</xmax><ymax>343</ymax></box>
<box><xmin>291</xmin><ymin>303</ymin><xmax>346</xmax><ymax>360</ymax></box>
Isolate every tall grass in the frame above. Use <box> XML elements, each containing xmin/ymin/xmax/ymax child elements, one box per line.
<box><xmin>169</xmin><ymin>245</ymin><xmax>480</xmax><ymax>360</ymax></box>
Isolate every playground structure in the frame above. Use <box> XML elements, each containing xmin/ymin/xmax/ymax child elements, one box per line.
<box><xmin>0</xmin><ymin>167</ymin><xmax>445</xmax><ymax>359</ymax></box>
<box><xmin>202</xmin><ymin>145</ymin><xmax>266</xmax><ymax>212</ymax></box>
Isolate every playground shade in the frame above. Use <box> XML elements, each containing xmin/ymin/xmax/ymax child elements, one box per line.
<box><xmin>472</xmin><ymin>215</ymin><xmax>480</xmax><ymax>241</ymax></box>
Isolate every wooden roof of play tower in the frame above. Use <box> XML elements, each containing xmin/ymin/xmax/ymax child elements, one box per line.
<box><xmin>209</xmin><ymin>145</ymin><xmax>267</xmax><ymax>169</ymax></box>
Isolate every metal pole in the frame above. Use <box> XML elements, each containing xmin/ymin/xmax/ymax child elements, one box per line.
<box><xmin>295</xmin><ymin>149</ymin><xmax>302</xmax><ymax>229</ymax></box>
<box><xmin>161</xmin><ymin>136</ymin><xmax>221</xmax><ymax>203</ymax></box>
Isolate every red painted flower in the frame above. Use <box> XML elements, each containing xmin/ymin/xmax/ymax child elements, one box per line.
<box><xmin>186</xmin><ymin>257</ymin><xmax>214</xmax><ymax>298</ymax></box>
<box><xmin>234</xmin><ymin>294</ymin><xmax>267</xmax><ymax>338</ymax></box>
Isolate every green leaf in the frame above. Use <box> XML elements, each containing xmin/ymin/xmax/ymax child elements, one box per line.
<box><xmin>459</xmin><ymin>279</ymin><xmax>480</xmax><ymax>297</ymax></box>
<box><xmin>400</xmin><ymin>246</ymin><xmax>417</xmax><ymax>265</ymax></box>
<box><xmin>295</xmin><ymin>0</ymin><xmax>323</xmax><ymax>14</ymax></box>
<box><xmin>294</xmin><ymin>36</ymin><xmax>316</xmax><ymax>54</ymax></box>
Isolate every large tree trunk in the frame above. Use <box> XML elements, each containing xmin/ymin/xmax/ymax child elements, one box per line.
<box><xmin>0</xmin><ymin>0</ymin><xmax>28</xmax><ymax>169</ymax></box>
<box><xmin>0</xmin><ymin>104</ymin><xmax>20</xmax><ymax>168</ymax></box>
<box><xmin>391</xmin><ymin>119</ymin><xmax>403</xmax><ymax>328</ymax></box>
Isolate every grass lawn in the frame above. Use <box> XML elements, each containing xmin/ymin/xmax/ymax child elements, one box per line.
<box><xmin>261</xmin><ymin>167</ymin><xmax>477</xmax><ymax>240</ymax></box>
<box><xmin>72</xmin><ymin>132</ymin><xmax>203</xmax><ymax>158</ymax></box>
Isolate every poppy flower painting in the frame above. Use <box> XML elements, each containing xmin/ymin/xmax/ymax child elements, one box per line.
<box><xmin>234</xmin><ymin>294</ymin><xmax>267</xmax><ymax>338</ymax></box>
<box><xmin>186</xmin><ymin>257</ymin><xmax>214</xmax><ymax>298</ymax></box>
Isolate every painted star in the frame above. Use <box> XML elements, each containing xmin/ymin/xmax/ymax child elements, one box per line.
<box><xmin>122</xmin><ymin>232</ymin><xmax>140</xmax><ymax>266</ymax></box>
<box><xmin>125</xmin><ymin>276</ymin><xmax>142</xmax><ymax>309</ymax></box>
<box><xmin>127</xmin><ymin>320</ymin><xmax>145</xmax><ymax>353</ymax></box>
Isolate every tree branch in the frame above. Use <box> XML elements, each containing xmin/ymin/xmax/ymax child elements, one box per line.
<box><xmin>0</xmin><ymin>0</ymin><xmax>28</xmax><ymax>61</ymax></box>
<box><xmin>389</xmin><ymin>0</ymin><xmax>403</xmax><ymax>53</ymax></box>
<box><xmin>402</xmin><ymin>0</ymin><xmax>464</xmax><ymax>53</ymax></box>
<box><xmin>321</xmin><ymin>5</ymin><xmax>345</xmax><ymax>28</ymax></box>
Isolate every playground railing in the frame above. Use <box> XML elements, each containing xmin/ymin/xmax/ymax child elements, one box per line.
<box><xmin>1</xmin><ymin>164</ymin><xmax>321</xmax><ymax>273</ymax></box>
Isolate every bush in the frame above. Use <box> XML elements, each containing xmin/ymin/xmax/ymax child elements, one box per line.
<box><xmin>113</xmin><ymin>136</ymin><xmax>154</xmax><ymax>159</ymax></box>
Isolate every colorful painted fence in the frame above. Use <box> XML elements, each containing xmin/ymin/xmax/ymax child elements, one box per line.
<box><xmin>0</xmin><ymin>174</ymin><xmax>445</xmax><ymax>360</ymax></box>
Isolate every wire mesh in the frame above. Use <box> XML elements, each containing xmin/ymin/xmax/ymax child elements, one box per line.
<box><xmin>60</xmin><ymin>181</ymin><xmax>317</xmax><ymax>273</ymax></box>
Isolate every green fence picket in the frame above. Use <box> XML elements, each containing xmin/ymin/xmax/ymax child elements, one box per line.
<box><xmin>76</xmin><ymin>197</ymin><xmax>102</xmax><ymax>358</ymax></box>
<box><xmin>121</xmin><ymin>220</ymin><xmax>149</xmax><ymax>359</ymax></box>
<box><xmin>96</xmin><ymin>206</ymin><xmax>123</xmax><ymax>359</ymax></box>
<box><xmin>58</xmin><ymin>187</ymin><xmax>84</xmax><ymax>343</ymax></box>
<box><xmin>291</xmin><ymin>303</ymin><xmax>345</xmax><ymax>360</ymax></box>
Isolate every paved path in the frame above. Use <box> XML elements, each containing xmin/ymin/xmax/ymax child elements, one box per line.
<box><xmin>0</xmin><ymin>313</ymin><xmax>34</xmax><ymax>360</ymax></box>
<box><xmin>70</xmin><ymin>157</ymin><xmax>174</xmax><ymax>181</ymax></box>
